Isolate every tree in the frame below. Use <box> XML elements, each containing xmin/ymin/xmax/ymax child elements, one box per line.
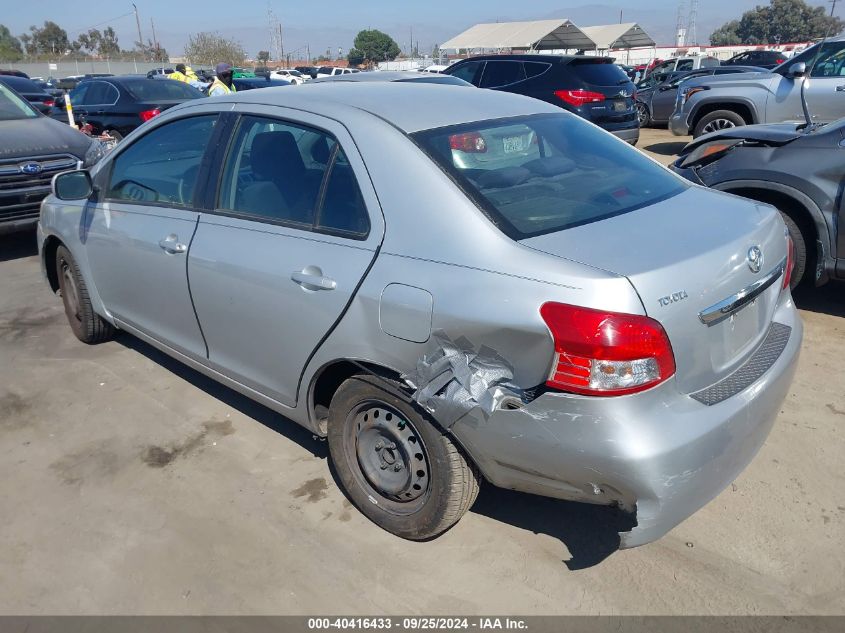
<box><xmin>99</xmin><ymin>27</ymin><xmax>120</xmax><ymax>56</ymax></box>
<box><xmin>28</xmin><ymin>20</ymin><xmax>69</xmax><ymax>56</ymax></box>
<box><xmin>0</xmin><ymin>24</ymin><xmax>23</xmax><ymax>61</ymax></box>
<box><xmin>711</xmin><ymin>0</ymin><xmax>844</xmax><ymax>45</ymax></box>
<box><xmin>134</xmin><ymin>39</ymin><xmax>168</xmax><ymax>62</ymax></box>
<box><xmin>257</xmin><ymin>50</ymin><xmax>270</xmax><ymax>63</ymax></box>
<box><xmin>184</xmin><ymin>32</ymin><xmax>246</xmax><ymax>65</ymax></box>
<box><xmin>347</xmin><ymin>29</ymin><xmax>400</xmax><ymax>67</ymax></box>
<box><xmin>347</xmin><ymin>48</ymin><xmax>365</xmax><ymax>66</ymax></box>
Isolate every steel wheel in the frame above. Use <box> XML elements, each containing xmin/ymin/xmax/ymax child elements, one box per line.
<box><xmin>636</xmin><ymin>102</ymin><xmax>650</xmax><ymax>127</ymax></box>
<box><xmin>60</xmin><ymin>258</ymin><xmax>81</xmax><ymax>323</ymax></box>
<box><xmin>343</xmin><ymin>400</ymin><xmax>431</xmax><ymax>513</ymax></box>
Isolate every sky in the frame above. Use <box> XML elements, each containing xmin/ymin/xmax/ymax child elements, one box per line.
<box><xmin>4</xmin><ymin>0</ymin><xmax>839</xmax><ymax>60</ymax></box>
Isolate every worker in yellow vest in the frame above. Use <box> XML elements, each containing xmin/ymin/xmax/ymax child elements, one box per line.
<box><xmin>208</xmin><ymin>63</ymin><xmax>237</xmax><ymax>97</ymax></box>
<box><xmin>169</xmin><ymin>63</ymin><xmax>199</xmax><ymax>83</ymax></box>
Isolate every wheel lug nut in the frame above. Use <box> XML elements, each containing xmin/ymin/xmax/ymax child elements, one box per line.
<box><xmin>375</xmin><ymin>441</ymin><xmax>384</xmax><ymax>450</ymax></box>
<box><xmin>393</xmin><ymin>464</ymin><xmax>402</xmax><ymax>472</ymax></box>
<box><xmin>387</xmin><ymin>442</ymin><xmax>396</xmax><ymax>450</ymax></box>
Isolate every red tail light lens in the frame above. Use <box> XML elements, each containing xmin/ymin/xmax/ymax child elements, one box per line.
<box><xmin>139</xmin><ymin>108</ymin><xmax>161</xmax><ymax>122</ymax></box>
<box><xmin>776</xmin><ymin>58</ymin><xmax>785</xmax><ymax>64</ymax></box>
<box><xmin>449</xmin><ymin>132</ymin><xmax>487</xmax><ymax>153</ymax></box>
<box><xmin>44</xmin><ymin>98</ymin><xmax>55</xmax><ymax>107</ymax></box>
<box><xmin>783</xmin><ymin>234</ymin><xmax>795</xmax><ymax>290</ymax></box>
<box><xmin>554</xmin><ymin>89</ymin><xmax>606</xmax><ymax>107</ymax></box>
<box><xmin>540</xmin><ymin>302</ymin><xmax>676</xmax><ymax>396</ymax></box>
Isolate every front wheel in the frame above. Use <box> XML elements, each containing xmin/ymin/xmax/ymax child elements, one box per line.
<box><xmin>327</xmin><ymin>374</ymin><xmax>480</xmax><ymax>540</ymax></box>
<box><xmin>693</xmin><ymin>110</ymin><xmax>746</xmax><ymax>138</ymax></box>
<box><xmin>56</xmin><ymin>245</ymin><xmax>114</xmax><ymax>344</ymax></box>
<box><xmin>636</xmin><ymin>102</ymin><xmax>651</xmax><ymax>127</ymax></box>
<box><xmin>780</xmin><ymin>212</ymin><xmax>808</xmax><ymax>290</ymax></box>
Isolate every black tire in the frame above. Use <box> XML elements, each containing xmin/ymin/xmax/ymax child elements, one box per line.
<box><xmin>780</xmin><ymin>212</ymin><xmax>809</xmax><ymax>290</ymax></box>
<box><xmin>693</xmin><ymin>110</ymin><xmax>746</xmax><ymax>138</ymax></box>
<box><xmin>327</xmin><ymin>374</ymin><xmax>480</xmax><ymax>540</ymax></box>
<box><xmin>55</xmin><ymin>245</ymin><xmax>114</xmax><ymax>344</ymax></box>
<box><xmin>636</xmin><ymin>101</ymin><xmax>651</xmax><ymax>127</ymax></box>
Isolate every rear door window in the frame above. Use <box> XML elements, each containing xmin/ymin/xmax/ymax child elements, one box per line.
<box><xmin>570</xmin><ymin>61</ymin><xmax>630</xmax><ymax>86</ymax></box>
<box><xmin>524</xmin><ymin>62</ymin><xmax>552</xmax><ymax>78</ymax></box>
<box><xmin>81</xmin><ymin>81</ymin><xmax>118</xmax><ymax>105</ymax></box>
<box><xmin>480</xmin><ymin>61</ymin><xmax>526</xmax><ymax>88</ymax></box>
<box><xmin>675</xmin><ymin>59</ymin><xmax>694</xmax><ymax>72</ymax></box>
<box><xmin>413</xmin><ymin>113</ymin><xmax>685</xmax><ymax>239</ymax></box>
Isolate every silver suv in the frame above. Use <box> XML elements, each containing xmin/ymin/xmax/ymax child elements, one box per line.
<box><xmin>670</xmin><ymin>37</ymin><xmax>845</xmax><ymax>137</ymax></box>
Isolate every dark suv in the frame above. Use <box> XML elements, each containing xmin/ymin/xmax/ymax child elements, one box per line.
<box><xmin>722</xmin><ymin>50</ymin><xmax>787</xmax><ymax>70</ymax></box>
<box><xmin>443</xmin><ymin>54</ymin><xmax>639</xmax><ymax>144</ymax></box>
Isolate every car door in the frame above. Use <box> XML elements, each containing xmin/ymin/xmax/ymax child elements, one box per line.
<box><xmin>84</xmin><ymin>113</ymin><xmax>222</xmax><ymax>358</ymax></box>
<box><xmin>651</xmin><ymin>70</ymin><xmax>711</xmax><ymax>121</ymax></box>
<box><xmin>187</xmin><ymin>109</ymin><xmax>384</xmax><ymax>406</ymax></box>
<box><xmin>768</xmin><ymin>41</ymin><xmax>845</xmax><ymax>123</ymax></box>
<box><xmin>76</xmin><ymin>80</ymin><xmax>119</xmax><ymax>133</ymax></box>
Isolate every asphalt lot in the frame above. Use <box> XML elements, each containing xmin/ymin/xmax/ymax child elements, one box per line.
<box><xmin>1</xmin><ymin>127</ymin><xmax>843</xmax><ymax>615</ymax></box>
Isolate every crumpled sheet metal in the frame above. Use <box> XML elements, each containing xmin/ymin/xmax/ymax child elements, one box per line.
<box><xmin>401</xmin><ymin>331</ymin><xmax>523</xmax><ymax>428</ymax></box>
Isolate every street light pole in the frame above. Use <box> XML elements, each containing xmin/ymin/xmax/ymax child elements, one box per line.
<box><xmin>132</xmin><ymin>3</ymin><xmax>145</xmax><ymax>57</ymax></box>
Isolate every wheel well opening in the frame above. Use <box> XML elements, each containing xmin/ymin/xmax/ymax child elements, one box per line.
<box><xmin>727</xmin><ymin>187</ymin><xmax>816</xmax><ymax>245</ymax></box>
<box><xmin>693</xmin><ymin>102</ymin><xmax>753</xmax><ymax>128</ymax></box>
<box><xmin>310</xmin><ymin>360</ymin><xmax>403</xmax><ymax>435</ymax></box>
<box><xmin>42</xmin><ymin>236</ymin><xmax>62</xmax><ymax>293</ymax></box>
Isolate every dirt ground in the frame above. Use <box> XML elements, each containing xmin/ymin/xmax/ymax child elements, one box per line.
<box><xmin>1</xmin><ymin>128</ymin><xmax>843</xmax><ymax>615</ymax></box>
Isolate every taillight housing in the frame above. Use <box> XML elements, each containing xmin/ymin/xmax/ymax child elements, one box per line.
<box><xmin>449</xmin><ymin>132</ymin><xmax>487</xmax><ymax>153</ymax></box>
<box><xmin>782</xmin><ymin>234</ymin><xmax>795</xmax><ymax>290</ymax></box>
<box><xmin>540</xmin><ymin>302</ymin><xmax>676</xmax><ymax>396</ymax></box>
<box><xmin>139</xmin><ymin>108</ymin><xmax>161</xmax><ymax>122</ymax></box>
<box><xmin>44</xmin><ymin>98</ymin><xmax>55</xmax><ymax>107</ymax></box>
<box><xmin>554</xmin><ymin>89</ymin><xmax>606</xmax><ymax>107</ymax></box>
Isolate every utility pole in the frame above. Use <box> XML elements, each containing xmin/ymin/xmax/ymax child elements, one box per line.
<box><xmin>150</xmin><ymin>18</ymin><xmax>158</xmax><ymax>52</ymax></box>
<box><xmin>132</xmin><ymin>3</ymin><xmax>144</xmax><ymax>55</ymax></box>
<box><xmin>830</xmin><ymin>0</ymin><xmax>839</xmax><ymax>16</ymax></box>
<box><xmin>620</xmin><ymin>9</ymin><xmax>623</xmax><ymax>24</ymax></box>
<box><xmin>279</xmin><ymin>24</ymin><xmax>284</xmax><ymax>63</ymax></box>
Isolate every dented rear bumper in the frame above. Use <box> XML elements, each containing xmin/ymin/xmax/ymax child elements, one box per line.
<box><xmin>451</xmin><ymin>299</ymin><xmax>801</xmax><ymax>548</ymax></box>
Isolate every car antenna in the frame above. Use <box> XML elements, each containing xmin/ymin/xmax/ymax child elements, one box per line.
<box><xmin>800</xmin><ymin>27</ymin><xmax>834</xmax><ymax>131</ymax></box>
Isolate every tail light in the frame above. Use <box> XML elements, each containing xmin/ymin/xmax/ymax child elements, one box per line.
<box><xmin>540</xmin><ymin>302</ymin><xmax>676</xmax><ymax>396</ymax></box>
<box><xmin>554</xmin><ymin>89</ymin><xmax>606</xmax><ymax>107</ymax></box>
<box><xmin>449</xmin><ymin>131</ymin><xmax>487</xmax><ymax>153</ymax></box>
<box><xmin>44</xmin><ymin>98</ymin><xmax>55</xmax><ymax>107</ymax></box>
<box><xmin>776</xmin><ymin>58</ymin><xmax>785</xmax><ymax>64</ymax></box>
<box><xmin>139</xmin><ymin>108</ymin><xmax>161</xmax><ymax>122</ymax></box>
<box><xmin>782</xmin><ymin>235</ymin><xmax>795</xmax><ymax>290</ymax></box>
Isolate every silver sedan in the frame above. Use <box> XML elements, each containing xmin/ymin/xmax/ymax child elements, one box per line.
<box><xmin>39</xmin><ymin>83</ymin><xmax>801</xmax><ymax>548</ymax></box>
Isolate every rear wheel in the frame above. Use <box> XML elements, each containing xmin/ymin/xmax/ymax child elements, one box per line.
<box><xmin>327</xmin><ymin>374</ymin><xmax>480</xmax><ymax>540</ymax></box>
<box><xmin>693</xmin><ymin>110</ymin><xmax>746</xmax><ymax>138</ymax></box>
<box><xmin>636</xmin><ymin>102</ymin><xmax>651</xmax><ymax>127</ymax></box>
<box><xmin>104</xmin><ymin>129</ymin><xmax>123</xmax><ymax>142</ymax></box>
<box><xmin>56</xmin><ymin>245</ymin><xmax>114</xmax><ymax>344</ymax></box>
<box><xmin>779</xmin><ymin>212</ymin><xmax>808</xmax><ymax>290</ymax></box>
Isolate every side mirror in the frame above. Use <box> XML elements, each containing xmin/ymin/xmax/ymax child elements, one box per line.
<box><xmin>789</xmin><ymin>62</ymin><xmax>807</xmax><ymax>78</ymax></box>
<box><xmin>53</xmin><ymin>170</ymin><xmax>93</xmax><ymax>200</ymax></box>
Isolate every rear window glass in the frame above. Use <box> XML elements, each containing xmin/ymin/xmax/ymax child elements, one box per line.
<box><xmin>413</xmin><ymin>113</ymin><xmax>686</xmax><ymax>239</ymax></box>
<box><xmin>123</xmin><ymin>79</ymin><xmax>203</xmax><ymax>101</ymax></box>
<box><xmin>524</xmin><ymin>62</ymin><xmax>551</xmax><ymax>78</ymax></box>
<box><xmin>570</xmin><ymin>61</ymin><xmax>631</xmax><ymax>86</ymax></box>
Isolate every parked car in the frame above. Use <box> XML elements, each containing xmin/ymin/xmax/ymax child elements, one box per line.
<box><xmin>670</xmin><ymin>35</ymin><xmax>845</xmax><ymax>138</ymax></box>
<box><xmin>232</xmin><ymin>67</ymin><xmax>256</xmax><ymax>78</ymax></box>
<box><xmin>0</xmin><ymin>69</ymin><xmax>30</xmax><ymax>78</ymax></box>
<box><xmin>0</xmin><ymin>81</ymin><xmax>98</xmax><ymax>235</ymax></box>
<box><xmin>232</xmin><ymin>76</ymin><xmax>291</xmax><ymax>91</ymax></box>
<box><xmin>636</xmin><ymin>66</ymin><xmax>765</xmax><ymax>127</ymax></box>
<box><xmin>0</xmin><ymin>76</ymin><xmax>57</xmax><ymax>114</ymax></box>
<box><xmin>52</xmin><ymin>76</ymin><xmax>204</xmax><ymax>140</ymax></box>
<box><xmin>146</xmin><ymin>68</ymin><xmax>175</xmax><ymax>78</ymax></box>
<box><xmin>310</xmin><ymin>71</ymin><xmax>471</xmax><ymax>86</ymax></box>
<box><xmin>722</xmin><ymin>50</ymin><xmax>788</xmax><ymax>70</ymax></box>
<box><xmin>316</xmin><ymin>66</ymin><xmax>360</xmax><ymax>77</ymax></box>
<box><xmin>271</xmin><ymin>69</ymin><xmax>309</xmax><ymax>84</ymax></box>
<box><xmin>39</xmin><ymin>82</ymin><xmax>800</xmax><ymax>548</ymax></box>
<box><xmin>672</xmin><ymin>117</ymin><xmax>845</xmax><ymax>288</ymax></box>
<box><xmin>442</xmin><ymin>54</ymin><xmax>639</xmax><ymax>145</ymax></box>
<box><xmin>419</xmin><ymin>64</ymin><xmax>449</xmax><ymax>73</ymax></box>
<box><xmin>295</xmin><ymin>65</ymin><xmax>319</xmax><ymax>79</ymax></box>
<box><xmin>647</xmin><ymin>56</ymin><xmax>720</xmax><ymax>79</ymax></box>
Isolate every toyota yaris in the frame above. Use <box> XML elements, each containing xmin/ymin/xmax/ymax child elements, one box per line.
<box><xmin>39</xmin><ymin>83</ymin><xmax>801</xmax><ymax>548</ymax></box>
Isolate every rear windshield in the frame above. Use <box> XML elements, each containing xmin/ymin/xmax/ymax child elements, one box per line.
<box><xmin>123</xmin><ymin>79</ymin><xmax>203</xmax><ymax>101</ymax></box>
<box><xmin>413</xmin><ymin>113</ymin><xmax>686</xmax><ymax>239</ymax></box>
<box><xmin>569</xmin><ymin>60</ymin><xmax>631</xmax><ymax>86</ymax></box>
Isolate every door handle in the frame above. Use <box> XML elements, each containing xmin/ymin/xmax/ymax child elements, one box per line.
<box><xmin>158</xmin><ymin>235</ymin><xmax>187</xmax><ymax>254</ymax></box>
<box><xmin>837</xmin><ymin>85</ymin><xmax>845</xmax><ymax>91</ymax></box>
<box><xmin>291</xmin><ymin>270</ymin><xmax>337</xmax><ymax>291</ymax></box>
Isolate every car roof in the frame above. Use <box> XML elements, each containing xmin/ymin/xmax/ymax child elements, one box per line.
<box><xmin>452</xmin><ymin>54</ymin><xmax>609</xmax><ymax>63</ymax></box>
<box><xmin>213</xmin><ymin>82</ymin><xmax>560</xmax><ymax>133</ymax></box>
<box><xmin>310</xmin><ymin>71</ymin><xmax>470</xmax><ymax>85</ymax></box>
<box><xmin>0</xmin><ymin>76</ymin><xmax>41</xmax><ymax>91</ymax></box>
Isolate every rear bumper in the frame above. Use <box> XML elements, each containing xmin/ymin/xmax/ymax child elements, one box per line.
<box><xmin>610</xmin><ymin>127</ymin><xmax>640</xmax><ymax>145</ymax></box>
<box><xmin>452</xmin><ymin>298</ymin><xmax>801</xmax><ymax>548</ymax></box>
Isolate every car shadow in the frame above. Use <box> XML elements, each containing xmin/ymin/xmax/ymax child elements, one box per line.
<box><xmin>793</xmin><ymin>281</ymin><xmax>845</xmax><ymax>318</ymax></box>
<box><xmin>643</xmin><ymin>141</ymin><xmax>688</xmax><ymax>156</ymax></box>
<box><xmin>0</xmin><ymin>230</ymin><xmax>38</xmax><ymax>262</ymax></box>
<box><xmin>117</xmin><ymin>331</ymin><xmax>633</xmax><ymax>570</ymax></box>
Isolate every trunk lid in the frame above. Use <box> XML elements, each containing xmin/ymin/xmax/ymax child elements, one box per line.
<box><xmin>521</xmin><ymin>186</ymin><xmax>788</xmax><ymax>393</ymax></box>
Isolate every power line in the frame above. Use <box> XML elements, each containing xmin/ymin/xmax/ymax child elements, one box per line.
<box><xmin>67</xmin><ymin>11</ymin><xmax>135</xmax><ymax>35</ymax></box>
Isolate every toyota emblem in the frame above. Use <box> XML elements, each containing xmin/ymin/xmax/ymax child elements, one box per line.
<box><xmin>747</xmin><ymin>246</ymin><xmax>763</xmax><ymax>273</ymax></box>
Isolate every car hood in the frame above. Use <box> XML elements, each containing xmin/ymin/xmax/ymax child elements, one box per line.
<box><xmin>0</xmin><ymin>115</ymin><xmax>92</xmax><ymax>161</ymax></box>
<box><xmin>684</xmin><ymin>122</ymin><xmax>805</xmax><ymax>152</ymax></box>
